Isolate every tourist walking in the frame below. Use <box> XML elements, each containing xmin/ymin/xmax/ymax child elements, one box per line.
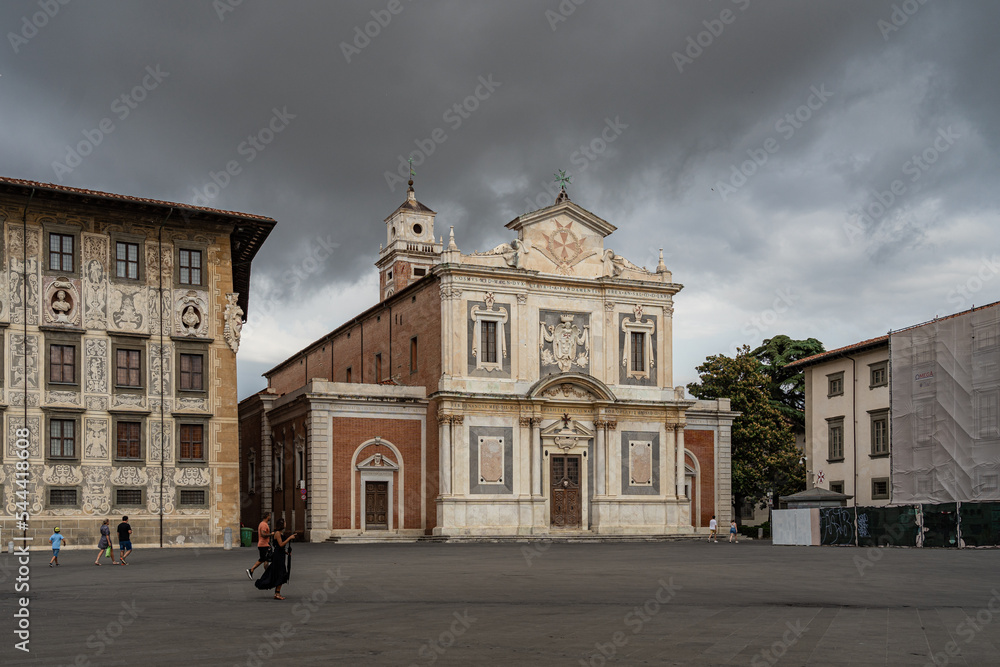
<box><xmin>246</xmin><ymin>512</ymin><xmax>272</xmax><ymax>579</ymax></box>
<box><xmin>49</xmin><ymin>527</ymin><xmax>65</xmax><ymax>567</ymax></box>
<box><xmin>94</xmin><ymin>518</ymin><xmax>116</xmax><ymax>565</ymax></box>
<box><xmin>254</xmin><ymin>518</ymin><xmax>295</xmax><ymax>600</ymax></box>
<box><xmin>708</xmin><ymin>516</ymin><xmax>718</xmax><ymax>542</ymax></box>
<box><xmin>117</xmin><ymin>516</ymin><xmax>133</xmax><ymax>564</ymax></box>
<box><xmin>729</xmin><ymin>520</ymin><xmax>739</xmax><ymax>543</ymax></box>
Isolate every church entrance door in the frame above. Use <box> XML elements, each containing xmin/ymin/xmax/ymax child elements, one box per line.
<box><xmin>550</xmin><ymin>454</ymin><xmax>582</xmax><ymax>528</ymax></box>
<box><xmin>365</xmin><ymin>481</ymin><xmax>389</xmax><ymax>530</ymax></box>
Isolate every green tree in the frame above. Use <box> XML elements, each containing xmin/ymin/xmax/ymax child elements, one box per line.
<box><xmin>687</xmin><ymin>346</ymin><xmax>804</xmax><ymax>524</ymax></box>
<box><xmin>751</xmin><ymin>335</ymin><xmax>825</xmax><ymax>430</ymax></box>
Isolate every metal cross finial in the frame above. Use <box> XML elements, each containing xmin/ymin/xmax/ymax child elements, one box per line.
<box><xmin>561</xmin><ymin>412</ymin><xmax>571</xmax><ymax>428</ymax></box>
<box><xmin>408</xmin><ymin>157</ymin><xmax>415</xmax><ymax>179</ymax></box>
<box><xmin>554</xmin><ymin>169</ymin><xmax>571</xmax><ymax>190</ymax></box>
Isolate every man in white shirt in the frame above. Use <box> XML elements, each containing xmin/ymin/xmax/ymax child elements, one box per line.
<box><xmin>708</xmin><ymin>516</ymin><xmax>718</xmax><ymax>542</ymax></box>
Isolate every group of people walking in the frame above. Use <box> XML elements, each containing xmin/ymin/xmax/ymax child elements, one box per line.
<box><xmin>47</xmin><ymin>516</ymin><xmax>133</xmax><ymax>566</ymax></box>
<box><xmin>245</xmin><ymin>511</ymin><xmax>295</xmax><ymax>600</ymax></box>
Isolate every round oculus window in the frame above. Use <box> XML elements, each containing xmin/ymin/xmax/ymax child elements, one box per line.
<box><xmin>412</xmin><ymin>223</ymin><xmax>423</xmax><ymax>235</ymax></box>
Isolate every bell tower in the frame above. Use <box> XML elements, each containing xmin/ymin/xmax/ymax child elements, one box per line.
<box><xmin>375</xmin><ymin>178</ymin><xmax>442</xmax><ymax>301</ymax></box>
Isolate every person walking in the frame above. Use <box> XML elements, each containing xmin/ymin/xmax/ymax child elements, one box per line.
<box><xmin>254</xmin><ymin>518</ymin><xmax>295</xmax><ymax>600</ymax></box>
<box><xmin>94</xmin><ymin>518</ymin><xmax>116</xmax><ymax>565</ymax></box>
<box><xmin>729</xmin><ymin>520</ymin><xmax>739</xmax><ymax>543</ymax></box>
<box><xmin>246</xmin><ymin>512</ymin><xmax>272</xmax><ymax>579</ymax></box>
<box><xmin>708</xmin><ymin>516</ymin><xmax>718</xmax><ymax>543</ymax></box>
<box><xmin>49</xmin><ymin>527</ymin><xmax>65</xmax><ymax>567</ymax></box>
<box><xmin>117</xmin><ymin>516</ymin><xmax>133</xmax><ymax>564</ymax></box>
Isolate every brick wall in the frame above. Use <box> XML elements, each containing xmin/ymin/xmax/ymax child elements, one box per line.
<box><xmin>685</xmin><ymin>429</ymin><xmax>715</xmax><ymax>527</ymax></box>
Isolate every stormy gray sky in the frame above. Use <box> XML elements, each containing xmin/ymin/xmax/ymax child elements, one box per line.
<box><xmin>2</xmin><ymin>0</ymin><xmax>998</xmax><ymax>400</ymax></box>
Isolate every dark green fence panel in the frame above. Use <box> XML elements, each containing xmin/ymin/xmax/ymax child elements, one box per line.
<box><xmin>959</xmin><ymin>502</ymin><xmax>1000</xmax><ymax>547</ymax></box>
<box><xmin>922</xmin><ymin>503</ymin><xmax>959</xmax><ymax>548</ymax></box>
<box><xmin>857</xmin><ymin>506</ymin><xmax>920</xmax><ymax>547</ymax></box>
<box><xmin>819</xmin><ymin>507</ymin><xmax>856</xmax><ymax>545</ymax></box>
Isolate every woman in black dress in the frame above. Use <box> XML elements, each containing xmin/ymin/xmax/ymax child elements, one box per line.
<box><xmin>253</xmin><ymin>518</ymin><xmax>295</xmax><ymax>599</ymax></box>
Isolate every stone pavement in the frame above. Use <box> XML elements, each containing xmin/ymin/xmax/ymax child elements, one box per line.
<box><xmin>1</xmin><ymin>540</ymin><xmax>998</xmax><ymax>666</ymax></box>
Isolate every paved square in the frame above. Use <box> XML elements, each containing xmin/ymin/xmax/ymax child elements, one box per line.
<box><xmin>3</xmin><ymin>540</ymin><xmax>999</xmax><ymax>666</ymax></box>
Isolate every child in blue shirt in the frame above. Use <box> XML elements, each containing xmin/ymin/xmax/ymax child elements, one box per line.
<box><xmin>49</xmin><ymin>527</ymin><xmax>66</xmax><ymax>567</ymax></box>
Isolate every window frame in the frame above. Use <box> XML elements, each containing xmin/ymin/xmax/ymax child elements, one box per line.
<box><xmin>46</xmin><ymin>486</ymin><xmax>81</xmax><ymax>509</ymax></box>
<box><xmin>48</xmin><ymin>232</ymin><xmax>76</xmax><ymax>274</ymax></box>
<box><xmin>45</xmin><ymin>414</ymin><xmax>81</xmax><ymax>462</ymax></box>
<box><xmin>177</xmin><ymin>420</ymin><xmax>208</xmax><ymax>464</ymax></box>
<box><xmin>870</xmin><ymin>409</ymin><xmax>889</xmax><ymax>457</ymax></box>
<box><xmin>173</xmin><ymin>242</ymin><xmax>208</xmax><ymax>289</ymax></box>
<box><xmin>44</xmin><ymin>331</ymin><xmax>82</xmax><ymax>391</ymax></box>
<box><xmin>177</xmin><ymin>487</ymin><xmax>209</xmax><ymax>508</ymax></box>
<box><xmin>829</xmin><ymin>481</ymin><xmax>845</xmax><ymax>495</ymax></box>
<box><xmin>374</xmin><ymin>352</ymin><xmax>383</xmax><ymax>382</ymax></box>
<box><xmin>112</xmin><ymin>415</ymin><xmax>145</xmax><ymax>461</ymax></box>
<box><xmin>177</xmin><ymin>248</ymin><xmax>204</xmax><ymax>287</ymax></box>
<box><xmin>175</xmin><ymin>339</ymin><xmax>210</xmax><ymax>397</ymax></box>
<box><xmin>110</xmin><ymin>336</ymin><xmax>147</xmax><ymax>396</ymax></box>
<box><xmin>869</xmin><ymin>361</ymin><xmax>888</xmax><ymax>389</ymax></box>
<box><xmin>827</xmin><ymin>416</ymin><xmax>845</xmax><ymax>462</ymax></box>
<box><xmin>871</xmin><ymin>477</ymin><xmax>890</xmax><ymax>500</ymax></box>
<box><xmin>345</xmin><ymin>366</ymin><xmax>352</xmax><ymax>383</ymax></box>
<box><xmin>114</xmin><ymin>239</ymin><xmax>142</xmax><ymax>282</ymax></box>
<box><xmin>41</xmin><ymin>223</ymin><xmax>82</xmax><ymax>279</ymax></box>
<box><xmin>827</xmin><ymin>371</ymin><xmax>845</xmax><ymax>397</ymax></box>
<box><xmin>114</xmin><ymin>487</ymin><xmax>145</xmax><ymax>507</ymax></box>
<box><xmin>49</xmin><ymin>343</ymin><xmax>77</xmax><ymax>385</ymax></box>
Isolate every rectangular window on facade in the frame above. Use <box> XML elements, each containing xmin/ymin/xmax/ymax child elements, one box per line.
<box><xmin>179</xmin><ymin>424</ymin><xmax>204</xmax><ymax>460</ymax></box>
<box><xmin>116</xmin><ymin>241</ymin><xmax>139</xmax><ymax>279</ymax></box>
<box><xmin>870</xmin><ymin>361</ymin><xmax>887</xmax><ymax>388</ymax></box>
<box><xmin>830</xmin><ymin>481</ymin><xmax>845</xmax><ymax>494</ymax></box>
<box><xmin>976</xmin><ymin>389</ymin><xmax>999</xmax><ymax>439</ymax></box>
<box><xmin>116</xmin><ymin>349</ymin><xmax>142</xmax><ymax>387</ymax></box>
<box><xmin>345</xmin><ymin>367</ymin><xmax>352</xmax><ymax>383</ymax></box>
<box><xmin>872</xmin><ymin>478</ymin><xmax>890</xmax><ymax>500</ymax></box>
<box><xmin>179</xmin><ymin>489</ymin><xmax>206</xmax><ymax>506</ymax></box>
<box><xmin>481</xmin><ymin>321</ymin><xmax>497</xmax><ymax>364</ymax></box>
<box><xmin>116</xmin><ymin>422</ymin><xmax>141</xmax><ymax>459</ymax></box>
<box><xmin>179</xmin><ymin>353</ymin><xmax>203</xmax><ymax>391</ymax></box>
<box><xmin>50</xmin><ymin>344</ymin><xmax>75</xmax><ymax>384</ymax></box>
<box><xmin>828</xmin><ymin>419</ymin><xmax>844</xmax><ymax>460</ymax></box>
<box><xmin>49</xmin><ymin>233</ymin><xmax>74</xmax><ymax>273</ymax></box>
<box><xmin>49</xmin><ymin>420</ymin><xmax>76</xmax><ymax>458</ymax></box>
<box><xmin>179</xmin><ymin>249</ymin><xmax>202</xmax><ymax>285</ymax></box>
<box><xmin>375</xmin><ymin>353</ymin><xmax>383</xmax><ymax>381</ymax></box>
<box><xmin>413</xmin><ymin>267</ymin><xmax>426</xmax><ymax>277</ymax></box>
<box><xmin>49</xmin><ymin>488</ymin><xmax>78</xmax><ymax>506</ymax></box>
<box><xmin>828</xmin><ymin>372</ymin><xmax>844</xmax><ymax>397</ymax></box>
<box><xmin>116</xmin><ymin>488</ymin><xmax>143</xmax><ymax>505</ymax></box>
<box><xmin>871</xmin><ymin>412</ymin><xmax>889</xmax><ymax>456</ymax></box>
<box><xmin>631</xmin><ymin>332</ymin><xmax>646</xmax><ymax>373</ymax></box>
<box><xmin>410</xmin><ymin>336</ymin><xmax>418</xmax><ymax>372</ymax></box>
<box><xmin>248</xmin><ymin>460</ymin><xmax>256</xmax><ymax>494</ymax></box>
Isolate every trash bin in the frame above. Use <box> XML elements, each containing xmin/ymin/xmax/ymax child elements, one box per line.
<box><xmin>240</xmin><ymin>527</ymin><xmax>253</xmax><ymax>548</ymax></box>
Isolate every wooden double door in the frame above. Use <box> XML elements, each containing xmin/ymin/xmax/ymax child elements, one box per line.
<box><xmin>365</xmin><ymin>481</ymin><xmax>389</xmax><ymax>530</ymax></box>
<box><xmin>550</xmin><ymin>454</ymin><xmax>582</xmax><ymax>528</ymax></box>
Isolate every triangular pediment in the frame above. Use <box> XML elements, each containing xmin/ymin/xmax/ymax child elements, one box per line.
<box><xmin>540</xmin><ymin>419</ymin><xmax>595</xmax><ymax>438</ymax></box>
<box><xmin>357</xmin><ymin>453</ymin><xmax>399</xmax><ymax>470</ymax></box>
<box><xmin>503</xmin><ymin>201</ymin><xmax>616</xmax><ymax>277</ymax></box>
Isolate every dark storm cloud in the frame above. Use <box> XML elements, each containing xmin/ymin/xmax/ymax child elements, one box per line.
<box><xmin>2</xmin><ymin>0</ymin><xmax>999</xmax><ymax>398</ymax></box>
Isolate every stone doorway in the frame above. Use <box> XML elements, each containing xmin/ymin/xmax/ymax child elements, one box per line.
<box><xmin>365</xmin><ymin>481</ymin><xmax>389</xmax><ymax>530</ymax></box>
<box><xmin>550</xmin><ymin>454</ymin><xmax>582</xmax><ymax>527</ymax></box>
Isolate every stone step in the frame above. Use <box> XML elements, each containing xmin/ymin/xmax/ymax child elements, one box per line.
<box><xmin>325</xmin><ymin>533</ymin><xmax>710</xmax><ymax>544</ymax></box>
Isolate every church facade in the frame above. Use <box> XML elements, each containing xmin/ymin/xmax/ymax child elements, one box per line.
<box><xmin>240</xmin><ymin>183</ymin><xmax>735</xmax><ymax>539</ymax></box>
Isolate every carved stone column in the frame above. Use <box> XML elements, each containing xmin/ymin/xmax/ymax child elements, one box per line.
<box><xmin>531</xmin><ymin>418</ymin><xmax>542</xmax><ymax>496</ymax></box>
<box><xmin>594</xmin><ymin>420</ymin><xmax>607</xmax><ymax>495</ymax></box>
<box><xmin>605</xmin><ymin>420</ymin><xmax>617</xmax><ymax>495</ymax></box>
<box><xmin>438</xmin><ymin>414</ymin><xmax>452</xmax><ymax>495</ymax></box>
<box><xmin>675</xmin><ymin>424</ymin><xmax>686</xmax><ymax>498</ymax></box>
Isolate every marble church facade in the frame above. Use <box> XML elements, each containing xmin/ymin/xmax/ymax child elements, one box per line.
<box><xmin>0</xmin><ymin>177</ymin><xmax>273</xmax><ymax>547</ymax></box>
<box><xmin>242</xmin><ymin>183</ymin><xmax>735</xmax><ymax>539</ymax></box>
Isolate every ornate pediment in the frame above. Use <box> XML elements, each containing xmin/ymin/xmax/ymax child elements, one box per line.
<box><xmin>357</xmin><ymin>452</ymin><xmax>398</xmax><ymax>471</ymax></box>
<box><xmin>540</xmin><ymin>418</ymin><xmax>595</xmax><ymax>451</ymax></box>
<box><xmin>540</xmin><ymin>382</ymin><xmax>598</xmax><ymax>402</ymax></box>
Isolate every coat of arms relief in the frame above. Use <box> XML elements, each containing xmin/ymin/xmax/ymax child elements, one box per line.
<box><xmin>540</xmin><ymin>313</ymin><xmax>590</xmax><ymax>372</ymax></box>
